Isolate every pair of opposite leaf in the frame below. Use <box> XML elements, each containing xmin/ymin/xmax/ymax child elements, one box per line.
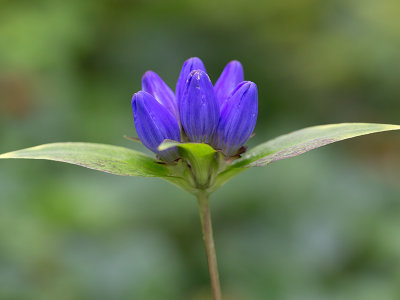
<box><xmin>0</xmin><ymin>57</ymin><xmax>399</xmax><ymax>194</ymax></box>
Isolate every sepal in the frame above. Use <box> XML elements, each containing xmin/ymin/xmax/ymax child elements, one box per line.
<box><xmin>159</xmin><ymin>140</ymin><xmax>222</xmax><ymax>190</ymax></box>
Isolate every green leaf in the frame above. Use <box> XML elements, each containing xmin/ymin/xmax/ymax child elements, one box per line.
<box><xmin>0</xmin><ymin>142</ymin><xmax>171</xmax><ymax>177</ymax></box>
<box><xmin>233</xmin><ymin>123</ymin><xmax>400</xmax><ymax>168</ymax></box>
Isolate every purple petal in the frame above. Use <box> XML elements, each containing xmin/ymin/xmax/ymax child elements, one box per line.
<box><xmin>175</xmin><ymin>57</ymin><xmax>206</xmax><ymax>105</ymax></box>
<box><xmin>213</xmin><ymin>81</ymin><xmax>258</xmax><ymax>156</ymax></box>
<box><xmin>132</xmin><ymin>91</ymin><xmax>181</xmax><ymax>162</ymax></box>
<box><xmin>214</xmin><ymin>60</ymin><xmax>244</xmax><ymax>108</ymax></box>
<box><xmin>179</xmin><ymin>70</ymin><xmax>220</xmax><ymax>143</ymax></box>
<box><xmin>142</xmin><ymin>71</ymin><xmax>178</xmax><ymax>120</ymax></box>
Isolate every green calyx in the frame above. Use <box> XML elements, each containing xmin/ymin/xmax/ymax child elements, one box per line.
<box><xmin>158</xmin><ymin>140</ymin><xmax>243</xmax><ymax>195</ymax></box>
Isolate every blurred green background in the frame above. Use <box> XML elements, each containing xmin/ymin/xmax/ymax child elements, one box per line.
<box><xmin>1</xmin><ymin>0</ymin><xmax>400</xmax><ymax>299</ymax></box>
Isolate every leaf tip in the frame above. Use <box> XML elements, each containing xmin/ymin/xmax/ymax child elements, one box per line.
<box><xmin>0</xmin><ymin>152</ymin><xmax>14</xmax><ymax>159</ymax></box>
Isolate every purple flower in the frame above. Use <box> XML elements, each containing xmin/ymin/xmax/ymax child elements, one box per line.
<box><xmin>142</xmin><ymin>71</ymin><xmax>178</xmax><ymax>119</ymax></box>
<box><xmin>176</xmin><ymin>57</ymin><xmax>206</xmax><ymax>105</ymax></box>
<box><xmin>131</xmin><ymin>91</ymin><xmax>181</xmax><ymax>162</ymax></box>
<box><xmin>213</xmin><ymin>82</ymin><xmax>258</xmax><ymax>156</ymax></box>
<box><xmin>131</xmin><ymin>57</ymin><xmax>258</xmax><ymax>160</ymax></box>
<box><xmin>214</xmin><ymin>60</ymin><xmax>244</xmax><ymax>108</ymax></box>
<box><xmin>180</xmin><ymin>70</ymin><xmax>220</xmax><ymax>143</ymax></box>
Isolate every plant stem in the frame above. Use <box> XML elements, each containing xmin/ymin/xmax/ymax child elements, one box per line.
<box><xmin>197</xmin><ymin>192</ymin><xmax>222</xmax><ymax>300</ymax></box>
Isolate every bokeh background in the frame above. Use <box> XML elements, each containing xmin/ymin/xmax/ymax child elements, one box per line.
<box><xmin>1</xmin><ymin>0</ymin><xmax>400</xmax><ymax>299</ymax></box>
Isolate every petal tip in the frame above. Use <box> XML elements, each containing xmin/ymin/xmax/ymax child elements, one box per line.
<box><xmin>142</xmin><ymin>70</ymin><xmax>155</xmax><ymax>77</ymax></box>
<box><xmin>228</xmin><ymin>60</ymin><xmax>243</xmax><ymax>67</ymax></box>
<box><xmin>185</xmin><ymin>57</ymin><xmax>204</xmax><ymax>65</ymax></box>
<box><xmin>188</xmin><ymin>69</ymin><xmax>210</xmax><ymax>81</ymax></box>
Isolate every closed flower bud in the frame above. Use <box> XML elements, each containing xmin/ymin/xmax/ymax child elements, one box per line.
<box><xmin>180</xmin><ymin>70</ymin><xmax>220</xmax><ymax>143</ymax></box>
<box><xmin>214</xmin><ymin>81</ymin><xmax>258</xmax><ymax>156</ymax></box>
<box><xmin>214</xmin><ymin>60</ymin><xmax>244</xmax><ymax>108</ymax></box>
<box><xmin>141</xmin><ymin>71</ymin><xmax>178</xmax><ymax>119</ymax></box>
<box><xmin>176</xmin><ymin>57</ymin><xmax>206</xmax><ymax>104</ymax></box>
<box><xmin>132</xmin><ymin>91</ymin><xmax>181</xmax><ymax>162</ymax></box>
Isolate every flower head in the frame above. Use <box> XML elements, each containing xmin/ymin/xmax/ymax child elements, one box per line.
<box><xmin>131</xmin><ymin>57</ymin><xmax>258</xmax><ymax>160</ymax></box>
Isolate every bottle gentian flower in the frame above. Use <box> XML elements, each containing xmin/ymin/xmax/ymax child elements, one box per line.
<box><xmin>132</xmin><ymin>57</ymin><xmax>258</xmax><ymax>159</ymax></box>
<box><xmin>2</xmin><ymin>57</ymin><xmax>400</xmax><ymax>300</ymax></box>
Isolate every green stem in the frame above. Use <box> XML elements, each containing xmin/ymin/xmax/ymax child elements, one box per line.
<box><xmin>197</xmin><ymin>192</ymin><xmax>222</xmax><ymax>300</ymax></box>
